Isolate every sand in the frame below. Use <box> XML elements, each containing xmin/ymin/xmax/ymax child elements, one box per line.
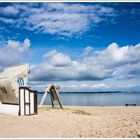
<box><xmin>0</xmin><ymin>106</ymin><xmax>140</xmax><ymax>138</ymax></box>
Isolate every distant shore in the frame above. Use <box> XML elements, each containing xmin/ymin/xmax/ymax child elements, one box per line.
<box><xmin>0</xmin><ymin>106</ymin><xmax>140</xmax><ymax>138</ymax></box>
<box><xmin>38</xmin><ymin>91</ymin><xmax>140</xmax><ymax>94</ymax></box>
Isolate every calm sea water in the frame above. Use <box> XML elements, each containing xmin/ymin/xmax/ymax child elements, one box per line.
<box><xmin>37</xmin><ymin>92</ymin><xmax>140</xmax><ymax>106</ymax></box>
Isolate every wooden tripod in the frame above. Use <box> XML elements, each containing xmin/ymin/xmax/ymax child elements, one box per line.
<box><xmin>49</xmin><ymin>85</ymin><xmax>63</xmax><ymax>109</ymax></box>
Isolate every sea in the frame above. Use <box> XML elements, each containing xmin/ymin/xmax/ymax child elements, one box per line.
<box><xmin>37</xmin><ymin>92</ymin><xmax>140</xmax><ymax>106</ymax></box>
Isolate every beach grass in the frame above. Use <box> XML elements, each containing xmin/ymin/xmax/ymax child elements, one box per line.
<box><xmin>39</xmin><ymin>106</ymin><xmax>91</xmax><ymax>115</ymax></box>
<box><xmin>49</xmin><ymin>107</ymin><xmax>91</xmax><ymax>115</ymax></box>
<box><xmin>71</xmin><ymin>109</ymin><xmax>91</xmax><ymax>115</ymax></box>
<box><xmin>47</xmin><ymin>106</ymin><xmax>70</xmax><ymax>110</ymax></box>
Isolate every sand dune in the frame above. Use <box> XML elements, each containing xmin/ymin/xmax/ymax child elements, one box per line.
<box><xmin>0</xmin><ymin>106</ymin><xmax>140</xmax><ymax>138</ymax></box>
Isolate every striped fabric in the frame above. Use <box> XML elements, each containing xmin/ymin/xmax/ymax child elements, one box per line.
<box><xmin>17</xmin><ymin>78</ymin><xmax>24</xmax><ymax>86</ymax></box>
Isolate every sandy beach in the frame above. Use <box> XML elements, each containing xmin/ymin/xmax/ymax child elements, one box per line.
<box><xmin>0</xmin><ymin>106</ymin><xmax>140</xmax><ymax>138</ymax></box>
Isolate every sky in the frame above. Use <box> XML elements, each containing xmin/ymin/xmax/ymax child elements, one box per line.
<box><xmin>0</xmin><ymin>2</ymin><xmax>140</xmax><ymax>92</ymax></box>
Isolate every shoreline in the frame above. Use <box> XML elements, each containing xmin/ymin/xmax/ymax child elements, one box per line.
<box><xmin>0</xmin><ymin>106</ymin><xmax>140</xmax><ymax>138</ymax></box>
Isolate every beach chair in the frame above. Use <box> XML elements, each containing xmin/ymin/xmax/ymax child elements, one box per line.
<box><xmin>0</xmin><ymin>64</ymin><xmax>38</xmax><ymax>116</ymax></box>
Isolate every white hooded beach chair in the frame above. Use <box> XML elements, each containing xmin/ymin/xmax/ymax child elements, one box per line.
<box><xmin>0</xmin><ymin>64</ymin><xmax>38</xmax><ymax>116</ymax></box>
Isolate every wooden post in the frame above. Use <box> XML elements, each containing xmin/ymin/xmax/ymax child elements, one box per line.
<box><xmin>50</xmin><ymin>92</ymin><xmax>54</xmax><ymax>107</ymax></box>
<box><xmin>34</xmin><ymin>91</ymin><xmax>38</xmax><ymax>114</ymax></box>
<box><xmin>53</xmin><ymin>86</ymin><xmax>63</xmax><ymax>109</ymax></box>
<box><xmin>50</xmin><ymin>85</ymin><xmax>63</xmax><ymax>108</ymax></box>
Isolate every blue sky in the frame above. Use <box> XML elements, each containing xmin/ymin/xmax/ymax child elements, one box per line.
<box><xmin>0</xmin><ymin>2</ymin><xmax>140</xmax><ymax>91</ymax></box>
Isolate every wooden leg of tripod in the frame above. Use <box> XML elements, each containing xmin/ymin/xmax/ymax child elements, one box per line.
<box><xmin>50</xmin><ymin>93</ymin><xmax>54</xmax><ymax>107</ymax></box>
<box><xmin>53</xmin><ymin>88</ymin><xmax>63</xmax><ymax>109</ymax></box>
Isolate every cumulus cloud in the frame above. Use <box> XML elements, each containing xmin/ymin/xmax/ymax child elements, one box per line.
<box><xmin>83</xmin><ymin>43</ymin><xmax>140</xmax><ymax>68</ymax></box>
<box><xmin>84</xmin><ymin>43</ymin><xmax>140</xmax><ymax>80</ymax></box>
<box><xmin>0</xmin><ymin>3</ymin><xmax>116</xmax><ymax>37</ymax></box>
<box><xmin>82</xmin><ymin>46</ymin><xmax>94</xmax><ymax>56</ymax></box>
<box><xmin>31</xmin><ymin>48</ymin><xmax>111</xmax><ymax>81</ymax></box>
<box><xmin>43</xmin><ymin>49</ymin><xmax>73</xmax><ymax>67</ymax></box>
<box><xmin>0</xmin><ymin>38</ymin><xmax>31</xmax><ymax>67</ymax></box>
<box><xmin>31</xmin><ymin>43</ymin><xmax>140</xmax><ymax>83</ymax></box>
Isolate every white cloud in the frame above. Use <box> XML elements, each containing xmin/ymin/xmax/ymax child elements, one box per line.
<box><xmin>30</xmin><ymin>49</ymin><xmax>111</xmax><ymax>82</ymax></box>
<box><xmin>23</xmin><ymin>38</ymin><xmax>31</xmax><ymax>50</ymax></box>
<box><xmin>79</xmin><ymin>83</ymin><xmax>108</xmax><ymax>89</ymax></box>
<box><xmin>0</xmin><ymin>38</ymin><xmax>31</xmax><ymax>67</ymax></box>
<box><xmin>82</xmin><ymin>46</ymin><xmax>94</xmax><ymax>56</ymax></box>
<box><xmin>28</xmin><ymin>12</ymin><xmax>89</xmax><ymax>36</ymax></box>
<box><xmin>91</xmin><ymin>83</ymin><xmax>107</xmax><ymax>88</ymax></box>
<box><xmin>29</xmin><ymin>80</ymin><xmax>109</xmax><ymax>92</ymax></box>
<box><xmin>0</xmin><ymin>17</ymin><xmax>15</xmax><ymax>24</ymax></box>
<box><xmin>28</xmin><ymin>3</ymin><xmax>115</xmax><ymax>36</ymax></box>
<box><xmin>104</xmin><ymin>42</ymin><xmax>128</xmax><ymax>62</ymax></box>
<box><xmin>61</xmin><ymin>83</ymin><xmax>108</xmax><ymax>92</ymax></box>
<box><xmin>31</xmin><ymin>42</ymin><xmax>140</xmax><ymax>83</ymax></box>
<box><xmin>7</xmin><ymin>38</ymin><xmax>30</xmax><ymax>52</ymax></box>
<box><xmin>43</xmin><ymin>49</ymin><xmax>73</xmax><ymax>67</ymax></box>
<box><xmin>0</xmin><ymin>3</ymin><xmax>116</xmax><ymax>37</ymax></box>
<box><xmin>2</xmin><ymin>6</ymin><xmax>19</xmax><ymax>15</ymax></box>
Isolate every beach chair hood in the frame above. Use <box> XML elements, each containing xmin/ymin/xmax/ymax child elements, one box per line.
<box><xmin>0</xmin><ymin>64</ymin><xmax>29</xmax><ymax>104</ymax></box>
